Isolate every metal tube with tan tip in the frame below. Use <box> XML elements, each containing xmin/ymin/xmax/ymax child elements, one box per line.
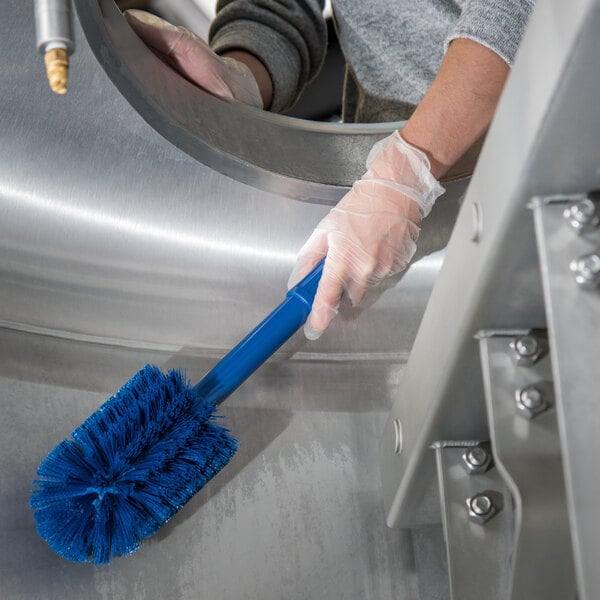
<box><xmin>34</xmin><ymin>0</ymin><xmax>74</xmax><ymax>95</ymax></box>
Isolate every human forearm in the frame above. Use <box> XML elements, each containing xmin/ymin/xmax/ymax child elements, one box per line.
<box><xmin>400</xmin><ymin>38</ymin><xmax>510</xmax><ymax>179</ymax></box>
<box><xmin>210</xmin><ymin>0</ymin><xmax>326</xmax><ymax>113</ymax></box>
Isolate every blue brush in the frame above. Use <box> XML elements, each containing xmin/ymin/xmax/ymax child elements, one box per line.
<box><xmin>30</xmin><ymin>260</ymin><xmax>324</xmax><ymax>564</ymax></box>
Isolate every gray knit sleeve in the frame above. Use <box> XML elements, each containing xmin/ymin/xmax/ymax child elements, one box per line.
<box><xmin>209</xmin><ymin>0</ymin><xmax>327</xmax><ymax>113</ymax></box>
<box><xmin>446</xmin><ymin>0</ymin><xmax>535</xmax><ymax>65</ymax></box>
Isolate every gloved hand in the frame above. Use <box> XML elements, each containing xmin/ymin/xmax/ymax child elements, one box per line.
<box><xmin>124</xmin><ymin>10</ymin><xmax>263</xmax><ymax>109</ymax></box>
<box><xmin>289</xmin><ymin>131</ymin><xmax>445</xmax><ymax>340</ymax></box>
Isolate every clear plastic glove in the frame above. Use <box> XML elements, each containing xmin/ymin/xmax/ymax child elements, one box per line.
<box><xmin>124</xmin><ymin>10</ymin><xmax>263</xmax><ymax>109</ymax></box>
<box><xmin>289</xmin><ymin>131</ymin><xmax>445</xmax><ymax>340</ymax></box>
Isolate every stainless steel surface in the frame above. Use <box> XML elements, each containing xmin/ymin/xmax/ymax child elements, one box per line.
<box><xmin>479</xmin><ymin>333</ymin><xmax>576</xmax><ymax>600</ymax></box>
<box><xmin>534</xmin><ymin>198</ymin><xmax>600</xmax><ymax>600</ymax></box>
<box><xmin>435</xmin><ymin>445</ymin><xmax>513</xmax><ymax>600</ymax></box>
<box><xmin>0</xmin><ymin>0</ymin><xmax>466</xmax><ymax>390</ymax></box>
<box><xmin>381</xmin><ymin>0</ymin><xmax>600</xmax><ymax>529</ymax></box>
<box><xmin>84</xmin><ymin>0</ymin><xmax>371</xmax><ymax>191</ymax></box>
<box><xmin>0</xmin><ymin>0</ymin><xmax>463</xmax><ymax>597</ymax></box>
<box><xmin>34</xmin><ymin>0</ymin><xmax>74</xmax><ymax>53</ymax></box>
<box><xmin>1</xmin><ymin>364</ymin><xmax>429</xmax><ymax>600</ymax></box>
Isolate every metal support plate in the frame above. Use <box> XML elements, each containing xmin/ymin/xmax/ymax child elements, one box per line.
<box><xmin>381</xmin><ymin>0</ymin><xmax>600</xmax><ymax>529</ymax></box>
<box><xmin>478</xmin><ymin>333</ymin><xmax>576</xmax><ymax>600</ymax></box>
<box><xmin>533</xmin><ymin>198</ymin><xmax>600</xmax><ymax>600</ymax></box>
<box><xmin>435</xmin><ymin>444</ymin><xmax>513</xmax><ymax>600</ymax></box>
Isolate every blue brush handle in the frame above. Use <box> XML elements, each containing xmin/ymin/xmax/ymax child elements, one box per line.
<box><xmin>193</xmin><ymin>259</ymin><xmax>324</xmax><ymax>406</ymax></box>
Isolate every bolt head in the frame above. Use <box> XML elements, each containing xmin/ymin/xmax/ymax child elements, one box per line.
<box><xmin>563</xmin><ymin>198</ymin><xmax>599</xmax><ymax>233</ymax></box>
<box><xmin>461</xmin><ymin>446</ymin><xmax>492</xmax><ymax>475</ymax></box>
<box><xmin>515</xmin><ymin>385</ymin><xmax>549</xmax><ymax>419</ymax></box>
<box><xmin>509</xmin><ymin>335</ymin><xmax>542</xmax><ymax>366</ymax></box>
<box><xmin>521</xmin><ymin>388</ymin><xmax>543</xmax><ymax>409</ymax></box>
<box><xmin>471</xmin><ymin>495</ymin><xmax>492</xmax><ymax>515</ymax></box>
<box><xmin>570</xmin><ymin>253</ymin><xmax>600</xmax><ymax>288</ymax></box>
<box><xmin>467</xmin><ymin>493</ymin><xmax>498</xmax><ymax>524</ymax></box>
<box><xmin>515</xmin><ymin>336</ymin><xmax>538</xmax><ymax>357</ymax></box>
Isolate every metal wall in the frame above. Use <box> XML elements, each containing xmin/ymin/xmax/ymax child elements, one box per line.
<box><xmin>0</xmin><ymin>0</ymin><xmax>469</xmax><ymax>388</ymax></box>
<box><xmin>0</xmin><ymin>1</ymin><xmax>467</xmax><ymax>598</ymax></box>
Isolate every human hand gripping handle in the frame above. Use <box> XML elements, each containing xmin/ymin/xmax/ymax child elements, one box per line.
<box><xmin>288</xmin><ymin>131</ymin><xmax>445</xmax><ymax>340</ymax></box>
<box><xmin>124</xmin><ymin>10</ymin><xmax>263</xmax><ymax>109</ymax></box>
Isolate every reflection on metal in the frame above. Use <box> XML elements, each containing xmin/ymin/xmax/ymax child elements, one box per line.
<box><xmin>534</xmin><ymin>197</ymin><xmax>600</xmax><ymax>600</ymax></box>
<box><xmin>0</xmin><ymin>0</ymin><xmax>468</xmax><ymax>392</ymax></box>
<box><xmin>435</xmin><ymin>444</ymin><xmax>513</xmax><ymax>600</ymax></box>
<box><xmin>479</xmin><ymin>333</ymin><xmax>575</xmax><ymax>600</ymax></box>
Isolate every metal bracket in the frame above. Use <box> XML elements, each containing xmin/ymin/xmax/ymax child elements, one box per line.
<box><xmin>435</xmin><ymin>444</ymin><xmax>513</xmax><ymax>600</ymax></box>
<box><xmin>533</xmin><ymin>196</ymin><xmax>600</xmax><ymax>600</ymax></box>
<box><xmin>478</xmin><ymin>331</ymin><xmax>576</xmax><ymax>600</ymax></box>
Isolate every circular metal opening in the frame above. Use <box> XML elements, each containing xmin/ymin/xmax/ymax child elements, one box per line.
<box><xmin>77</xmin><ymin>0</ymin><xmax>408</xmax><ymax>203</ymax></box>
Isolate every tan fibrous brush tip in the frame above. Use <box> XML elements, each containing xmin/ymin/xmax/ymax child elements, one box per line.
<box><xmin>44</xmin><ymin>47</ymin><xmax>69</xmax><ymax>95</ymax></box>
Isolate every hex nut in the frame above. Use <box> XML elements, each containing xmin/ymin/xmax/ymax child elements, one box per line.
<box><xmin>461</xmin><ymin>446</ymin><xmax>492</xmax><ymax>475</ymax></box>
<box><xmin>509</xmin><ymin>335</ymin><xmax>543</xmax><ymax>366</ymax></box>
<box><xmin>563</xmin><ymin>198</ymin><xmax>599</xmax><ymax>234</ymax></box>
<box><xmin>466</xmin><ymin>493</ymin><xmax>498</xmax><ymax>525</ymax></box>
<box><xmin>570</xmin><ymin>252</ymin><xmax>600</xmax><ymax>289</ymax></box>
<box><xmin>515</xmin><ymin>385</ymin><xmax>549</xmax><ymax>419</ymax></box>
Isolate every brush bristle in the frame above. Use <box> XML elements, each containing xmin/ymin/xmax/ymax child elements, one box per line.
<box><xmin>30</xmin><ymin>364</ymin><xmax>238</xmax><ymax>564</ymax></box>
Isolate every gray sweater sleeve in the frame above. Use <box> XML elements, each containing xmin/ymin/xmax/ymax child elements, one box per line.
<box><xmin>209</xmin><ymin>0</ymin><xmax>327</xmax><ymax>112</ymax></box>
<box><xmin>446</xmin><ymin>0</ymin><xmax>535</xmax><ymax>65</ymax></box>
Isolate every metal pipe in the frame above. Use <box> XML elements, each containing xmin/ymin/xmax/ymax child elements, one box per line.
<box><xmin>34</xmin><ymin>0</ymin><xmax>74</xmax><ymax>94</ymax></box>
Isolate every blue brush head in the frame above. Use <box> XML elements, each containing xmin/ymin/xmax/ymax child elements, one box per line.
<box><xmin>30</xmin><ymin>364</ymin><xmax>238</xmax><ymax>564</ymax></box>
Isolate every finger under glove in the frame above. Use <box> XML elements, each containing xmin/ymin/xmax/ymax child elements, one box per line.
<box><xmin>125</xmin><ymin>10</ymin><xmax>263</xmax><ymax>109</ymax></box>
<box><xmin>364</xmin><ymin>131</ymin><xmax>444</xmax><ymax>217</ymax></box>
<box><xmin>290</xmin><ymin>132</ymin><xmax>445</xmax><ymax>340</ymax></box>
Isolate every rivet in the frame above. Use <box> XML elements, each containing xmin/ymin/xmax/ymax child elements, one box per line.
<box><xmin>393</xmin><ymin>419</ymin><xmax>403</xmax><ymax>455</ymax></box>
<box><xmin>470</xmin><ymin>202</ymin><xmax>482</xmax><ymax>243</ymax></box>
